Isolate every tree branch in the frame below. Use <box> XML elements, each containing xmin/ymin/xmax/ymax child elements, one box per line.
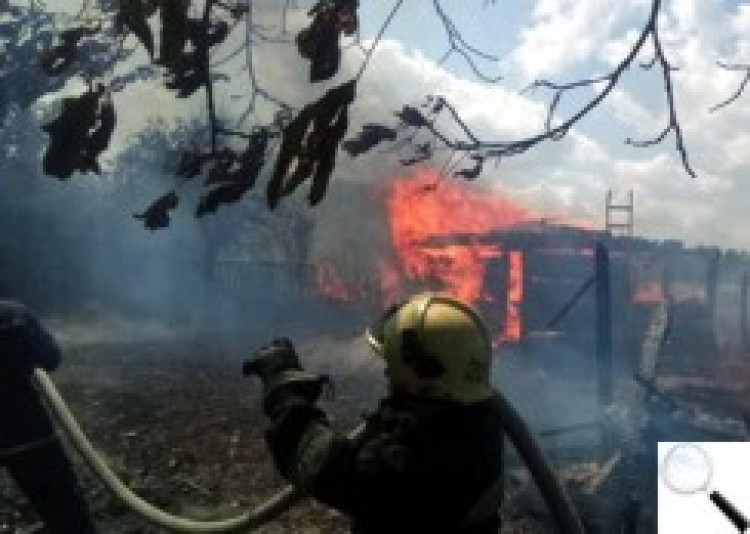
<box><xmin>404</xmin><ymin>0</ymin><xmax>697</xmax><ymax>179</ymax></box>
<box><xmin>632</xmin><ymin>20</ymin><xmax>695</xmax><ymax>178</ymax></box>
<box><xmin>202</xmin><ymin>0</ymin><xmax>217</xmax><ymax>152</ymax></box>
<box><xmin>432</xmin><ymin>0</ymin><xmax>501</xmax><ymax>83</ymax></box>
<box><xmin>710</xmin><ymin>61</ymin><xmax>750</xmax><ymax>112</ymax></box>
<box><xmin>235</xmin><ymin>0</ymin><xmax>293</xmax><ymax>127</ymax></box>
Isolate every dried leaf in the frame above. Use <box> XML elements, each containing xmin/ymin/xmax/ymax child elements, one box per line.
<box><xmin>309</xmin><ymin>106</ymin><xmax>349</xmax><ymax>206</ymax></box>
<box><xmin>296</xmin><ymin>4</ymin><xmax>342</xmax><ymax>82</ymax></box>
<box><xmin>39</xmin><ymin>25</ymin><xmax>100</xmax><ymax>76</ymax></box>
<box><xmin>81</xmin><ymin>95</ymin><xmax>116</xmax><ymax>174</ymax></box>
<box><xmin>205</xmin><ymin>20</ymin><xmax>229</xmax><ymax>47</ymax></box>
<box><xmin>165</xmin><ymin>50</ymin><xmax>207</xmax><ymax>98</ymax></box>
<box><xmin>396</xmin><ymin>106</ymin><xmax>429</xmax><ymax>128</ymax></box>
<box><xmin>267</xmin><ymin>80</ymin><xmax>356</xmax><ymax>209</ymax></box>
<box><xmin>266</xmin><ymin>103</ymin><xmax>318</xmax><ymax>209</ymax></box>
<box><xmin>118</xmin><ymin>0</ymin><xmax>154</xmax><ymax>59</ymax></box>
<box><xmin>342</xmin><ymin>123</ymin><xmax>397</xmax><ymax>157</ymax></box>
<box><xmin>134</xmin><ymin>191</ymin><xmax>179</xmax><ymax>230</ymax></box>
<box><xmin>335</xmin><ymin>2</ymin><xmax>358</xmax><ymax>35</ymax></box>
<box><xmin>204</xmin><ymin>148</ymin><xmax>237</xmax><ymax>185</ymax></box>
<box><xmin>455</xmin><ymin>154</ymin><xmax>484</xmax><ymax>181</ymax></box>
<box><xmin>40</xmin><ymin>44</ymin><xmax>76</xmax><ymax>76</ymax></box>
<box><xmin>400</xmin><ymin>142</ymin><xmax>432</xmax><ymax>166</ymax></box>
<box><xmin>42</xmin><ymin>86</ymin><xmax>109</xmax><ymax>179</ymax></box>
<box><xmin>176</xmin><ymin>149</ymin><xmax>213</xmax><ymax>179</ymax></box>
<box><xmin>158</xmin><ymin>0</ymin><xmax>187</xmax><ymax>69</ymax></box>
<box><xmin>196</xmin><ymin>182</ymin><xmax>252</xmax><ymax>217</ymax></box>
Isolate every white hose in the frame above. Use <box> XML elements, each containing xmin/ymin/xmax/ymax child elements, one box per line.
<box><xmin>32</xmin><ymin>367</ymin><xmax>365</xmax><ymax>533</ymax></box>
<box><xmin>31</xmin><ymin>368</ymin><xmax>582</xmax><ymax>532</ymax></box>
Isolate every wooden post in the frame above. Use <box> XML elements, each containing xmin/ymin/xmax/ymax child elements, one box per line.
<box><xmin>596</xmin><ymin>242</ymin><xmax>613</xmax><ymax>409</ymax></box>
<box><xmin>707</xmin><ymin>249</ymin><xmax>720</xmax><ymax>322</ymax></box>
<box><xmin>662</xmin><ymin>258</ymin><xmax>673</xmax><ymax>302</ymax></box>
<box><xmin>742</xmin><ymin>271</ymin><xmax>748</xmax><ymax>350</ymax></box>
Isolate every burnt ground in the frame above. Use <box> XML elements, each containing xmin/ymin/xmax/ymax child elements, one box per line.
<box><xmin>2</xmin><ymin>324</ymin><xmax>745</xmax><ymax>533</ymax></box>
<box><xmin>1</xmin><ymin>329</ymin><xmax>382</xmax><ymax>534</ymax></box>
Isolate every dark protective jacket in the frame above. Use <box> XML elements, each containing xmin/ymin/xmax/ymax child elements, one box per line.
<box><xmin>0</xmin><ymin>300</ymin><xmax>61</xmax><ymax>452</ymax></box>
<box><xmin>0</xmin><ymin>300</ymin><xmax>97</xmax><ymax>533</ymax></box>
<box><xmin>266</xmin><ymin>391</ymin><xmax>505</xmax><ymax>533</ymax></box>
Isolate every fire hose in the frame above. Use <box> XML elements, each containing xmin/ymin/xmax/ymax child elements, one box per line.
<box><xmin>31</xmin><ymin>368</ymin><xmax>584</xmax><ymax>533</ymax></box>
<box><xmin>31</xmin><ymin>367</ymin><xmax>347</xmax><ymax>532</ymax></box>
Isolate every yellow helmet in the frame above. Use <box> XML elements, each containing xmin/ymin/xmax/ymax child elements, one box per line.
<box><xmin>366</xmin><ymin>293</ymin><xmax>494</xmax><ymax>404</ymax></box>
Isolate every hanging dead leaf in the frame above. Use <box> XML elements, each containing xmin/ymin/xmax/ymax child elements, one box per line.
<box><xmin>296</xmin><ymin>0</ymin><xmax>358</xmax><ymax>82</ymax></box>
<box><xmin>117</xmin><ymin>0</ymin><xmax>154</xmax><ymax>59</ymax></box>
<box><xmin>39</xmin><ymin>25</ymin><xmax>101</xmax><ymax>76</ymax></box>
<box><xmin>134</xmin><ymin>191</ymin><xmax>179</xmax><ymax>230</ymax></box>
<box><xmin>400</xmin><ymin>142</ymin><xmax>432</xmax><ymax>166</ymax></box>
<box><xmin>342</xmin><ymin>123</ymin><xmax>397</xmax><ymax>157</ymax></box>
<box><xmin>267</xmin><ymin>79</ymin><xmax>356</xmax><ymax>209</ymax></box>
<box><xmin>196</xmin><ymin>181</ymin><xmax>252</xmax><ymax>217</ymax></box>
<box><xmin>266</xmin><ymin>103</ymin><xmax>318</xmax><ymax>209</ymax></box>
<box><xmin>308</xmin><ymin>105</ymin><xmax>349</xmax><ymax>206</ymax></box>
<box><xmin>176</xmin><ymin>148</ymin><xmax>213</xmax><ymax>179</ymax></box>
<box><xmin>204</xmin><ymin>148</ymin><xmax>237</xmax><ymax>185</ymax></box>
<box><xmin>82</xmin><ymin>93</ymin><xmax>117</xmax><ymax>174</ymax></box>
<box><xmin>396</xmin><ymin>106</ymin><xmax>430</xmax><ymax>128</ymax></box>
<box><xmin>455</xmin><ymin>154</ymin><xmax>484</xmax><ymax>180</ymax></box>
<box><xmin>158</xmin><ymin>0</ymin><xmax>187</xmax><ymax>69</ymax></box>
<box><xmin>42</xmin><ymin>85</ymin><xmax>109</xmax><ymax>179</ymax></box>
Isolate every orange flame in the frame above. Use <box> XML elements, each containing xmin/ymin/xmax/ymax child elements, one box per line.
<box><xmin>316</xmin><ymin>262</ymin><xmax>351</xmax><ymax>301</ymax></box>
<box><xmin>501</xmin><ymin>250</ymin><xmax>524</xmax><ymax>341</ymax></box>
<box><xmin>633</xmin><ymin>281</ymin><xmax>664</xmax><ymax>304</ymax></box>
<box><xmin>316</xmin><ymin>168</ymin><xmax>591</xmax><ymax>345</ymax></box>
<box><xmin>385</xmin><ymin>169</ymin><xmax>532</xmax><ymax>303</ymax></box>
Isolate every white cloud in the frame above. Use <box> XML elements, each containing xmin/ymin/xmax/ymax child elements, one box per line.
<box><xmin>598</xmin><ymin>29</ymin><xmax>641</xmax><ymax>68</ymax></box>
<box><xmin>603</xmin><ymin>88</ymin><xmax>664</xmax><ymax>135</ymax></box>
<box><xmin>510</xmin><ymin>0</ymin><xmax>649</xmax><ymax>81</ymax></box>
<box><xmin>338</xmin><ymin>25</ymin><xmax>750</xmax><ymax>249</ymax></box>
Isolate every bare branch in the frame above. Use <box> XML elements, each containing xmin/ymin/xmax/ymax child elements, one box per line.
<box><xmin>710</xmin><ymin>61</ymin><xmax>750</xmax><ymax>112</ymax></box>
<box><xmin>626</xmin><ymin>126</ymin><xmax>669</xmax><ymax>147</ymax></box>
<box><xmin>432</xmin><ymin>0</ymin><xmax>501</xmax><ymax>83</ymax></box>
<box><xmin>649</xmin><ymin>18</ymin><xmax>695</xmax><ymax>178</ymax></box>
<box><xmin>426</xmin><ymin>0</ymin><xmax>656</xmax><ymax>156</ymax></box>
<box><xmin>639</xmin><ymin>55</ymin><xmax>657</xmax><ymax>69</ymax></box>
<box><xmin>402</xmin><ymin>0</ymin><xmax>697</xmax><ymax>179</ymax></box>
<box><xmin>522</xmin><ymin>74</ymin><xmax>611</xmax><ymax>134</ymax></box>
<box><xmin>236</xmin><ymin>0</ymin><xmax>293</xmax><ymax>126</ymax></box>
<box><xmin>433</xmin><ymin>97</ymin><xmax>480</xmax><ymax>144</ymax></box>
<box><xmin>355</xmin><ymin>0</ymin><xmax>404</xmax><ymax>81</ymax></box>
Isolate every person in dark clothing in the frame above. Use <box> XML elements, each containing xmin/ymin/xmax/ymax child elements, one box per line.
<box><xmin>0</xmin><ymin>300</ymin><xmax>97</xmax><ymax>533</ymax></box>
<box><xmin>247</xmin><ymin>293</ymin><xmax>505</xmax><ymax>533</ymax></box>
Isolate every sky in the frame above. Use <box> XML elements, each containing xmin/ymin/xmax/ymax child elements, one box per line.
<box><xmin>25</xmin><ymin>0</ymin><xmax>750</xmax><ymax>251</ymax></box>
<box><xmin>352</xmin><ymin>0</ymin><xmax>750</xmax><ymax>250</ymax></box>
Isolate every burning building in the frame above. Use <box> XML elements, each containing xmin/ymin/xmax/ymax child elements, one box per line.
<box><xmin>304</xmin><ymin>169</ymin><xmax>750</xmax><ymax>390</ymax></box>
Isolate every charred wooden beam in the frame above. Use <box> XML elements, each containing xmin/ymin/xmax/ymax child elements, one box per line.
<box><xmin>545</xmin><ymin>274</ymin><xmax>595</xmax><ymax>329</ymax></box>
<box><xmin>707</xmin><ymin>249</ymin><xmax>720</xmax><ymax>322</ymax></box>
<box><xmin>596</xmin><ymin>242</ymin><xmax>613</xmax><ymax>411</ymax></box>
<box><xmin>742</xmin><ymin>271</ymin><xmax>748</xmax><ymax>350</ymax></box>
<box><xmin>415</xmin><ymin>226</ymin><xmax>609</xmax><ymax>251</ymax></box>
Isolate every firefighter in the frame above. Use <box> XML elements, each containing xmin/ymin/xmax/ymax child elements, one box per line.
<box><xmin>247</xmin><ymin>293</ymin><xmax>505</xmax><ymax>533</ymax></box>
<box><xmin>0</xmin><ymin>301</ymin><xmax>97</xmax><ymax>533</ymax></box>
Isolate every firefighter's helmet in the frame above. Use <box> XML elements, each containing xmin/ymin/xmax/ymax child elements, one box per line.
<box><xmin>366</xmin><ymin>293</ymin><xmax>494</xmax><ymax>404</ymax></box>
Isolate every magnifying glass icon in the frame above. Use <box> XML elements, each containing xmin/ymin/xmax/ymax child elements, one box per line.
<box><xmin>661</xmin><ymin>443</ymin><xmax>749</xmax><ymax>532</ymax></box>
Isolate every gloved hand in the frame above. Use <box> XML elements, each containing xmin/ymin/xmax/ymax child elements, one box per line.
<box><xmin>243</xmin><ymin>338</ymin><xmax>303</xmax><ymax>383</ymax></box>
<box><xmin>0</xmin><ymin>300</ymin><xmax>61</xmax><ymax>375</ymax></box>
<box><xmin>243</xmin><ymin>338</ymin><xmax>331</xmax><ymax>415</ymax></box>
